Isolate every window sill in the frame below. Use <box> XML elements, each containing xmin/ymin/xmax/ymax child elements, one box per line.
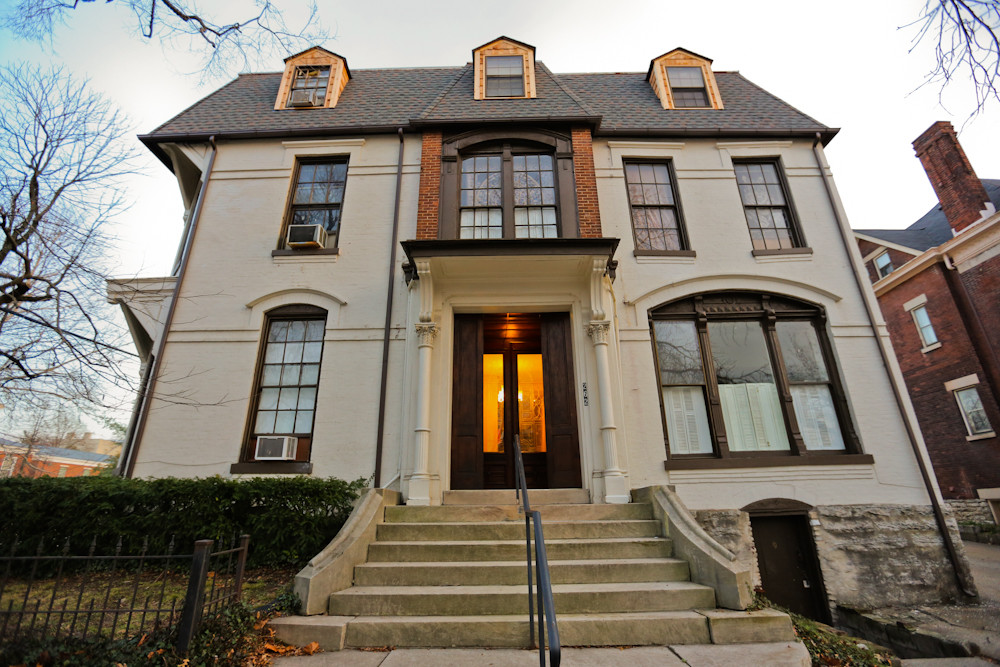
<box><xmin>921</xmin><ymin>342</ymin><xmax>942</xmax><ymax>354</ymax></box>
<box><xmin>230</xmin><ymin>461</ymin><xmax>313</xmax><ymax>475</ymax></box>
<box><xmin>272</xmin><ymin>248</ymin><xmax>340</xmax><ymax>257</ymax></box>
<box><xmin>751</xmin><ymin>247</ymin><xmax>813</xmax><ymax>257</ymax></box>
<box><xmin>664</xmin><ymin>453</ymin><xmax>874</xmax><ymax>470</ymax></box>
<box><xmin>633</xmin><ymin>249</ymin><xmax>696</xmax><ymax>258</ymax></box>
<box><xmin>967</xmin><ymin>432</ymin><xmax>996</xmax><ymax>442</ymax></box>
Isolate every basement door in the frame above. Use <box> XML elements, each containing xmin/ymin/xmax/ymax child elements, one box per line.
<box><xmin>750</xmin><ymin>514</ymin><xmax>830</xmax><ymax>623</ymax></box>
<box><xmin>451</xmin><ymin>313</ymin><xmax>582</xmax><ymax>490</ymax></box>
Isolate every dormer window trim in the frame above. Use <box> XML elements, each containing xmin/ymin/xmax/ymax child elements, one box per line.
<box><xmin>473</xmin><ymin>36</ymin><xmax>537</xmax><ymax>100</ymax></box>
<box><xmin>274</xmin><ymin>46</ymin><xmax>351</xmax><ymax>111</ymax></box>
<box><xmin>647</xmin><ymin>48</ymin><xmax>724</xmax><ymax>110</ymax></box>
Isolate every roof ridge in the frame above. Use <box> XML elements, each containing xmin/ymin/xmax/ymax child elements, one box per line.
<box><xmin>417</xmin><ymin>64</ymin><xmax>473</xmax><ymax>120</ymax></box>
<box><xmin>537</xmin><ymin>62</ymin><xmax>597</xmax><ymax>117</ymax></box>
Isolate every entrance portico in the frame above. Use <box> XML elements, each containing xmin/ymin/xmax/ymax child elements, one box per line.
<box><xmin>400</xmin><ymin>239</ymin><xmax>629</xmax><ymax>505</ymax></box>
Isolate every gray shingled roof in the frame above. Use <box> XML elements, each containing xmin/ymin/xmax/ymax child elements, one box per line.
<box><xmin>143</xmin><ymin>63</ymin><xmax>833</xmax><ymax>147</ymax></box>
<box><xmin>856</xmin><ymin>179</ymin><xmax>1000</xmax><ymax>251</ymax></box>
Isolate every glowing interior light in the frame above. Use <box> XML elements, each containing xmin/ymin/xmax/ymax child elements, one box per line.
<box><xmin>498</xmin><ymin>387</ymin><xmax>504</xmax><ymax>403</ymax></box>
<box><xmin>518</xmin><ymin>391</ymin><xmax>523</xmax><ymax>401</ymax></box>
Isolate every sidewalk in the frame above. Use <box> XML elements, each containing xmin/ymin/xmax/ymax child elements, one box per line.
<box><xmin>273</xmin><ymin>643</ymin><xmax>810</xmax><ymax>666</ymax></box>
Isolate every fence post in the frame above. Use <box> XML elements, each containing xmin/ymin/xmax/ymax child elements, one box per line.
<box><xmin>176</xmin><ymin>539</ymin><xmax>213</xmax><ymax>653</ymax></box>
<box><xmin>234</xmin><ymin>535</ymin><xmax>250</xmax><ymax>600</ymax></box>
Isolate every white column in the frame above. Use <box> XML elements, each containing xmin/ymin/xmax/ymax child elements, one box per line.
<box><xmin>587</xmin><ymin>320</ymin><xmax>630</xmax><ymax>504</ymax></box>
<box><xmin>407</xmin><ymin>322</ymin><xmax>438</xmax><ymax>506</ymax></box>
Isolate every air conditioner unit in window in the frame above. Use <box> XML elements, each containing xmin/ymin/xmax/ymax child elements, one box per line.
<box><xmin>287</xmin><ymin>224</ymin><xmax>327</xmax><ymax>249</ymax></box>
<box><xmin>288</xmin><ymin>89</ymin><xmax>319</xmax><ymax>107</ymax></box>
<box><xmin>254</xmin><ymin>436</ymin><xmax>298</xmax><ymax>461</ymax></box>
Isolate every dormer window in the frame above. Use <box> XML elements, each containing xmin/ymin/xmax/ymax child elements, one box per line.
<box><xmin>486</xmin><ymin>56</ymin><xmax>525</xmax><ymax>97</ymax></box>
<box><xmin>666</xmin><ymin>67</ymin><xmax>709</xmax><ymax>107</ymax></box>
<box><xmin>288</xmin><ymin>66</ymin><xmax>331</xmax><ymax>107</ymax></box>
<box><xmin>275</xmin><ymin>46</ymin><xmax>350</xmax><ymax>111</ymax></box>
<box><xmin>647</xmin><ymin>48</ymin><xmax>724</xmax><ymax>110</ymax></box>
<box><xmin>473</xmin><ymin>36</ymin><xmax>537</xmax><ymax>100</ymax></box>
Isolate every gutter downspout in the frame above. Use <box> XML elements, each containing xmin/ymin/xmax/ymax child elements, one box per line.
<box><xmin>374</xmin><ymin>128</ymin><xmax>406</xmax><ymax>488</ymax></box>
<box><xmin>119</xmin><ymin>136</ymin><xmax>218</xmax><ymax>478</ymax></box>
<box><xmin>812</xmin><ymin>134</ymin><xmax>975</xmax><ymax>598</ymax></box>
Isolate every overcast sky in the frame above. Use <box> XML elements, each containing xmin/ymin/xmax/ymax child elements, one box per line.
<box><xmin>2</xmin><ymin>0</ymin><xmax>998</xmax><ymax>278</ymax></box>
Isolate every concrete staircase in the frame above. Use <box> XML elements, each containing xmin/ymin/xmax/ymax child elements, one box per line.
<box><xmin>272</xmin><ymin>490</ymin><xmax>794</xmax><ymax>650</ymax></box>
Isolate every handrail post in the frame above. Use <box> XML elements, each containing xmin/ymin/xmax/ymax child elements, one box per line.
<box><xmin>176</xmin><ymin>539</ymin><xmax>212</xmax><ymax>653</ymax></box>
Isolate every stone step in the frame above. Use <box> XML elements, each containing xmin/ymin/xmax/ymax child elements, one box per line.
<box><xmin>367</xmin><ymin>537</ymin><xmax>673</xmax><ymax>562</ymax></box>
<box><xmin>354</xmin><ymin>558</ymin><xmax>690</xmax><ymax>587</ymax></box>
<box><xmin>272</xmin><ymin>609</ymin><xmax>796</xmax><ymax>650</ymax></box>
<box><xmin>442</xmin><ymin>489</ymin><xmax>590</xmax><ymax>505</ymax></box>
<box><xmin>376</xmin><ymin>519</ymin><xmax>662</xmax><ymax>542</ymax></box>
<box><xmin>327</xmin><ymin>581</ymin><xmax>716</xmax><ymax>616</ymax></box>
<box><xmin>384</xmin><ymin>502</ymin><xmax>653</xmax><ymax>523</ymax></box>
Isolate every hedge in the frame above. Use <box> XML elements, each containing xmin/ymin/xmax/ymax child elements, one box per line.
<box><xmin>0</xmin><ymin>475</ymin><xmax>365</xmax><ymax>567</ymax></box>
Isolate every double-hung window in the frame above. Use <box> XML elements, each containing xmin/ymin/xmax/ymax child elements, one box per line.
<box><xmin>652</xmin><ymin>292</ymin><xmax>856</xmax><ymax>459</ymax></box>
<box><xmin>874</xmin><ymin>251</ymin><xmax>894</xmax><ymax>278</ymax></box>
<box><xmin>287</xmin><ymin>65</ymin><xmax>330</xmax><ymax>107</ymax></box>
<box><xmin>485</xmin><ymin>56</ymin><xmax>525</xmax><ymax>97</ymax></box>
<box><xmin>286</xmin><ymin>159</ymin><xmax>348</xmax><ymax>249</ymax></box>
<box><xmin>911</xmin><ymin>305</ymin><xmax>938</xmax><ymax>348</ymax></box>
<box><xmin>666</xmin><ymin>67</ymin><xmax>710</xmax><ymax>107</ymax></box>
<box><xmin>624</xmin><ymin>161</ymin><xmax>688</xmax><ymax>252</ymax></box>
<box><xmin>245</xmin><ymin>305</ymin><xmax>326</xmax><ymax>463</ymax></box>
<box><xmin>734</xmin><ymin>160</ymin><xmax>804</xmax><ymax>251</ymax></box>
<box><xmin>945</xmin><ymin>375</ymin><xmax>995</xmax><ymax>439</ymax></box>
<box><xmin>460</xmin><ymin>149</ymin><xmax>557</xmax><ymax>239</ymax></box>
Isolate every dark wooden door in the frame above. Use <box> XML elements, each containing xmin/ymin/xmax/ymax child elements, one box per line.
<box><xmin>750</xmin><ymin>515</ymin><xmax>830</xmax><ymax>622</ymax></box>
<box><xmin>450</xmin><ymin>315</ymin><xmax>483</xmax><ymax>490</ymax></box>
<box><xmin>450</xmin><ymin>313</ymin><xmax>581</xmax><ymax>490</ymax></box>
<box><xmin>541</xmin><ymin>313</ymin><xmax>582</xmax><ymax>488</ymax></box>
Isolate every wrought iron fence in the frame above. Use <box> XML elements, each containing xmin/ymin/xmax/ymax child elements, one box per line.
<box><xmin>0</xmin><ymin>534</ymin><xmax>249</xmax><ymax>652</ymax></box>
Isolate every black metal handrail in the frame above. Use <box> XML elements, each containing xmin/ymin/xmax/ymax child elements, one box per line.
<box><xmin>513</xmin><ymin>435</ymin><xmax>560</xmax><ymax>667</ymax></box>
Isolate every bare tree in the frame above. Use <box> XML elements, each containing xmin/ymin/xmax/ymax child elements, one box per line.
<box><xmin>908</xmin><ymin>0</ymin><xmax>1000</xmax><ymax>117</ymax></box>
<box><xmin>2</xmin><ymin>0</ymin><xmax>328</xmax><ymax>79</ymax></box>
<box><xmin>0</xmin><ymin>64</ymin><xmax>138</xmax><ymax>412</ymax></box>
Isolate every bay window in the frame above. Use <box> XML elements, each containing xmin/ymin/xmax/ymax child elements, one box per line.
<box><xmin>651</xmin><ymin>292</ymin><xmax>859</xmax><ymax>461</ymax></box>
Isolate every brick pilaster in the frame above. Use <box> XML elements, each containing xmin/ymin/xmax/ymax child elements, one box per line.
<box><xmin>416</xmin><ymin>131</ymin><xmax>442</xmax><ymax>240</ymax></box>
<box><xmin>572</xmin><ymin>127</ymin><xmax>602</xmax><ymax>238</ymax></box>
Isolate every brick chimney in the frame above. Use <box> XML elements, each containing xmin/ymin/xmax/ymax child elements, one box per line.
<box><xmin>913</xmin><ymin>121</ymin><xmax>991</xmax><ymax>234</ymax></box>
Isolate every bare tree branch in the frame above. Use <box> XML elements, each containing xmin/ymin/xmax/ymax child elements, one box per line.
<box><xmin>1</xmin><ymin>0</ymin><xmax>330</xmax><ymax>80</ymax></box>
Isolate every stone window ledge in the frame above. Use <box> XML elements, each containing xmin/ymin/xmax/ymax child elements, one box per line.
<box><xmin>967</xmin><ymin>432</ymin><xmax>996</xmax><ymax>442</ymax></box>
<box><xmin>664</xmin><ymin>453</ymin><xmax>874</xmax><ymax>471</ymax></box>
<box><xmin>230</xmin><ymin>461</ymin><xmax>313</xmax><ymax>475</ymax></box>
<box><xmin>921</xmin><ymin>342</ymin><xmax>942</xmax><ymax>354</ymax></box>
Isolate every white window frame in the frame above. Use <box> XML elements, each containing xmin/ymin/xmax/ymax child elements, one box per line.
<box><xmin>944</xmin><ymin>374</ymin><xmax>996</xmax><ymax>441</ymax></box>
<box><xmin>873</xmin><ymin>251</ymin><xmax>893</xmax><ymax>278</ymax></box>
<box><xmin>903</xmin><ymin>294</ymin><xmax>940</xmax><ymax>353</ymax></box>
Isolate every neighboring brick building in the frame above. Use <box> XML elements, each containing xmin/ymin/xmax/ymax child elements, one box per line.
<box><xmin>855</xmin><ymin>121</ymin><xmax>1000</xmax><ymax>524</ymax></box>
<box><xmin>0</xmin><ymin>436</ymin><xmax>114</xmax><ymax>478</ymax></box>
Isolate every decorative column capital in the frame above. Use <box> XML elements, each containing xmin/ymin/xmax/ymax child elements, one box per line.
<box><xmin>415</xmin><ymin>322</ymin><xmax>439</xmax><ymax>347</ymax></box>
<box><xmin>587</xmin><ymin>320</ymin><xmax>611</xmax><ymax>345</ymax></box>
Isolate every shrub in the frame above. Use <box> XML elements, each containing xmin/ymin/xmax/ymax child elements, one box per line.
<box><xmin>0</xmin><ymin>475</ymin><xmax>364</xmax><ymax>567</ymax></box>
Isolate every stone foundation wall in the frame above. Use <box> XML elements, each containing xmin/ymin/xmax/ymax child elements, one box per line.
<box><xmin>812</xmin><ymin>505</ymin><xmax>970</xmax><ymax>609</ymax></box>
<box><xmin>693</xmin><ymin>504</ymin><xmax>974</xmax><ymax>614</ymax></box>
<box><xmin>691</xmin><ymin>510</ymin><xmax>759</xmax><ymax>587</ymax></box>
<box><xmin>946</xmin><ymin>499</ymin><xmax>996</xmax><ymax>525</ymax></box>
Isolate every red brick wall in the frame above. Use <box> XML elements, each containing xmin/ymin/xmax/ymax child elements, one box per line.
<box><xmin>856</xmin><ymin>238</ymin><xmax>916</xmax><ymax>284</ymax></box>
<box><xmin>416</xmin><ymin>130</ymin><xmax>442</xmax><ymax>240</ymax></box>
<box><xmin>876</xmin><ymin>263</ymin><xmax>1000</xmax><ymax>498</ymax></box>
<box><xmin>959</xmin><ymin>255</ymin><xmax>1000</xmax><ymax>364</ymax></box>
<box><xmin>913</xmin><ymin>121</ymin><xmax>990</xmax><ymax>233</ymax></box>
<box><xmin>571</xmin><ymin>127</ymin><xmax>602</xmax><ymax>238</ymax></box>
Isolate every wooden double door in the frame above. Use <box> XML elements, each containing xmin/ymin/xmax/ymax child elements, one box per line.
<box><xmin>451</xmin><ymin>313</ymin><xmax>582</xmax><ymax>490</ymax></box>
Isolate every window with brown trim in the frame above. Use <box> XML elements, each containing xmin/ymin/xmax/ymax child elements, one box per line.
<box><xmin>650</xmin><ymin>292</ymin><xmax>859</xmax><ymax>461</ymax></box>
<box><xmin>485</xmin><ymin>56</ymin><xmax>525</xmax><ymax>98</ymax></box>
<box><xmin>287</xmin><ymin>65</ymin><xmax>330</xmax><ymax>108</ymax></box>
<box><xmin>282</xmin><ymin>159</ymin><xmax>348</xmax><ymax>250</ymax></box>
<box><xmin>459</xmin><ymin>146</ymin><xmax>558</xmax><ymax>239</ymax></box>
<box><xmin>242</xmin><ymin>305</ymin><xmax>326</xmax><ymax>464</ymax></box>
<box><xmin>624</xmin><ymin>160</ymin><xmax>689</xmax><ymax>253</ymax></box>
<box><xmin>733</xmin><ymin>160</ymin><xmax>804</xmax><ymax>251</ymax></box>
<box><xmin>666</xmin><ymin>67</ymin><xmax>709</xmax><ymax>108</ymax></box>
